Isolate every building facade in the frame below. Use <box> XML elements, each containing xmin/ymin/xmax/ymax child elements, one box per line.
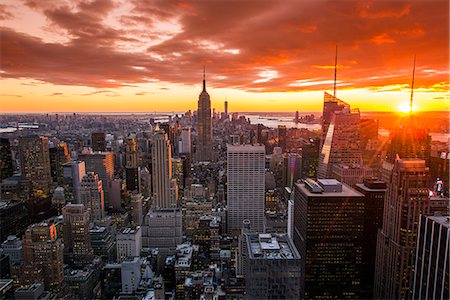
<box><xmin>227</xmin><ymin>144</ymin><xmax>265</xmax><ymax>233</ymax></box>
<box><xmin>294</xmin><ymin>179</ymin><xmax>365</xmax><ymax>299</ymax></box>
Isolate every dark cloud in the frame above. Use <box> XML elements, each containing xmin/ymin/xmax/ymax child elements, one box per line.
<box><xmin>1</xmin><ymin>0</ymin><xmax>448</xmax><ymax>92</ymax></box>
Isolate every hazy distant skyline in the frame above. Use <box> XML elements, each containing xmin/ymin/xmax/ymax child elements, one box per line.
<box><xmin>1</xmin><ymin>0</ymin><xmax>448</xmax><ymax>112</ymax></box>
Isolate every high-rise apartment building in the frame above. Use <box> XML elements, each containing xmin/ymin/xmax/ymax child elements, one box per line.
<box><xmin>227</xmin><ymin>144</ymin><xmax>265</xmax><ymax>233</ymax></box>
<box><xmin>412</xmin><ymin>214</ymin><xmax>449</xmax><ymax>300</ymax></box>
<box><xmin>78</xmin><ymin>152</ymin><xmax>114</xmax><ymax>209</ymax></box>
<box><xmin>125</xmin><ymin>137</ymin><xmax>139</xmax><ymax>191</ymax></box>
<box><xmin>79</xmin><ymin>172</ymin><xmax>105</xmax><ymax>223</ymax></box>
<box><xmin>91</xmin><ymin>132</ymin><xmax>106</xmax><ymax>152</ymax></box>
<box><xmin>244</xmin><ymin>233</ymin><xmax>302</xmax><ymax>299</ymax></box>
<box><xmin>318</xmin><ymin>100</ymin><xmax>362</xmax><ymax>179</ymax></box>
<box><xmin>22</xmin><ymin>222</ymin><xmax>64</xmax><ymax>292</ymax></box>
<box><xmin>152</xmin><ymin>130</ymin><xmax>176</xmax><ymax>208</ymax></box>
<box><xmin>18</xmin><ymin>135</ymin><xmax>52</xmax><ymax>193</ymax></box>
<box><xmin>196</xmin><ymin>71</ymin><xmax>212</xmax><ymax>162</ymax></box>
<box><xmin>62</xmin><ymin>203</ymin><xmax>93</xmax><ymax>267</ymax></box>
<box><xmin>374</xmin><ymin>159</ymin><xmax>448</xmax><ymax>299</ymax></box>
<box><xmin>294</xmin><ymin>178</ymin><xmax>365</xmax><ymax>299</ymax></box>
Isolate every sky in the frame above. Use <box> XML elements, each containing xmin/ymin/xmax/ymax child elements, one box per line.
<box><xmin>0</xmin><ymin>0</ymin><xmax>449</xmax><ymax>113</ymax></box>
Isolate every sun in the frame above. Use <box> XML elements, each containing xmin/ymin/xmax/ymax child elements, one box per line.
<box><xmin>398</xmin><ymin>102</ymin><xmax>417</xmax><ymax>113</ymax></box>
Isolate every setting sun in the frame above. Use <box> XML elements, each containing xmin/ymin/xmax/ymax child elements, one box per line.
<box><xmin>398</xmin><ymin>102</ymin><xmax>416</xmax><ymax>113</ymax></box>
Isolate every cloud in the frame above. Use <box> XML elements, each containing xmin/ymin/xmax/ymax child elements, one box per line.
<box><xmin>0</xmin><ymin>0</ymin><xmax>448</xmax><ymax>94</ymax></box>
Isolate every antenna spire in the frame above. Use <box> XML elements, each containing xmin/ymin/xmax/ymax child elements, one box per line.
<box><xmin>333</xmin><ymin>45</ymin><xmax>338</xmax><ymax>97</ymax></box>
<box><xmin>410</xmin><ymin>55</ymin><xmax>416</xmax><ymax>115</ymax></box>
<box><xmin>203</xmin><ymin>65</ymin><xmax>206</xmax><ymax>91</ymax></box>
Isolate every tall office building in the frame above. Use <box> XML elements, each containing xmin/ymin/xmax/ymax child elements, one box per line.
<box><xmin>300</xmin><ymin>138</ymin><xmax>320</xmax><ymax>179</ymax></box>
<box><xmin>152</xmin><ymin>129</ymin><xmax>176</xmax><ymax>208</ymax></box>
<box><xmin>180</xmin><ymin>127</ymin><xmax>191</xmax><ymax>155</ymax></box>
<box><xmin>354</xmin><ymin>178</ymin><xmax>387</xmax><ymax>299</ymax></box>
<box><xmin>224</xmin><ymin>100</ymin><xmax>228</xmax><ymax>118</ymax></box>
<box><xmin>78</xmin><ymin>152</ymin><xmax>114</xmax><ymax>209</ymax></box>
<box><xmin>91</xmin><ymin>132</ymin><xmax>106</xmax><ymax>152</ymax></box>
<box><xmin>125</xmin><ymin>137</ymin><xmax>139</xmax><ymax>191</ymax></box>
<box><xmin>294</xmin><ymin>179</ymin><xmax>365</xmax><ymax>299</ymax></box>
<box><xmin>22</xmin><ymin>222</ymin><xmax>64</xmax><ymax>292</ymax></box>
<box><xmin>318</xmin><ymin>101</ymin><xmax>362</xmax><ymax>179</ymax></box>
<box><xmin>62</xmin><ymin>160</ymin><xmax>86</xmax><ymax>204</ymax></box>
<box><xmin>0</xmin><ymin>138</ymin><xmax>13</xmax><ymax>180</ymax></box>
<box><xmin>18</xmin><ymin>135</ymin><xmax>52</xmax><ymax>193</ymax></box>
<box><xmin>79</xmin><ymin>172</ymin><xmax>105</xmax><ymax>223</ymax></box>
<box><xmin>386</xmin><ymin>117</ymin><xmax>431</xmax><ymax>164</ymax></box>
<box><xmin>412</xmin><ymin>214</ymin><xmax>449</xmax><ymax>300</ymax></box>
<box><xmin>130</xmin><ymin>192</ymin><xmax>143</xmax><ymax>226</ymax></box>
<box><xmin>374</xmin><ymin>159</ymin><xmax>449</xmax><ymax>299</ymax></box>
<box><xmin>49</xmin><ymin>143</ymin><xmax>70</xmax><ymax>185</ymax></box>
<box><xmin>142</xmin><ymin>208</ymin><xmax>182</xmax><ymax>257</ymax></box>
<box><xmin>116</xmin><ymin>227</ymin><xmax>142</xmax><ymax>262</ymax></box>
<box><xmin>62</xmin><ymin>203</ymin><xmax>93</xmax><ymax>267</ymax></box>
<box><xmin>244</xmin><ymin>233</ymin><xmax>302</xmax><ymax>299</ymax></box>
<box><xmin>277</xmin><ymin>125</ymin><xmax>287</xmax><ymax>151</ymax></box>
<box><xmin>196</xmin><ymin>71</ymin><xmax>213</xmax><ymax>162</ymax></box>
<box><xmin>321</xmin><ymin>92</ymin><xmax>350</xmax><ymax>145</ymax></box>
<box><xmin>227</xmin><ymin>144</ymin><xmax>265</xmax><ymax>233</ymax></box>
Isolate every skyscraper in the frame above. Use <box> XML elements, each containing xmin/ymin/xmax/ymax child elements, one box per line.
<box><xmin>18</xmin><ymin>135</ymin><xmax>52</xmax><ymax>193</ymax></box>
<box><xmin>318</xmin><ymin>99</ymin><xmax>362</xmax><ymax>179</ymax></box>
<box><xmin>354</xmin><ymin>178</ymin><xmax>387</xmax><ymax>299</ymax></box>
<box><xmin>22</xmin><ymin>222</ymin><xmax>64</xmax><ymax>292</ymax></box>
<box><xmin>294</xmin><ymin>178</ymin><xmax>365</xmax><ymax>299</ymax></box>
<box><xmin>277</xmin><ymin>125</ymin><xmax>287</xmax><ymax>151</ymax></box>
<box><xmin>125</xmin><ymin>137</ymin><xmax>139</xmax><ymax>191</ymax></box>
<box><xmin>62</xmin><ymin>160</ymin><xmax>86</xmax><ymax>204</ymax></box>
<box><xmin>386</xmin><ymin>117</ymin><xmax>431</xmax><ymax>165</ymax></box>
<box><xmin>244</xmin><ymin>233</ymin><xmax>302</xmax><ymax>299</ymax></box>
<box><xmin>196</xmin><ymin>70</ymin><xmax>212</xmax><ymax>162</ymax></box>
<box><xmin>320</xmin><ymin>92</ymin><xmax>350</xmax><ymax>145</ymax></box>
<box><xmin>374</xmin><ymin>159</ymin><xmax>449</xmax><ymax>299</ymax></box>
<box><xmin>180</xmin><ymin>127</ymin><xmax>191</xmax><ymax>155</ymax></box>
<box><xmin>62</xmin><ymin>203</ymin><xmax>93</xmax><ymax>267</ymax></box>
<box><xmin>0</xmin><ymin>138</ymin><xmax>13</xmax><ymax>180</ymax></box>
<box><xmin>79</xmin><ymin>172</ymin><xmax>105</xmax><ymax>223</ymax></box>
<box><xmin>412</xmin><ymin>214</ymin><xmax>449</xmax><ymax>300</ymax></box>
<box><xmin>78</xmin><ymin>152</ymin><xmax>114</xmax><ymax>209</ymax></box>
<box><xmin>49</xmin><ymin>143</ymin><xmax>70</xmax><ymax>185</ymax></box>
<box><xmin>224</xmin><ymin>100</ymin><xmax>228</xmax><ymax>118</ymax></box>
<box><xmin>152</xmin><ymin>129</ymin><xmax>176</xmax><ymax>208</ymax></box>
<box><xmin>227</xmin><ymin>144</ymin><xmax>265</xmax><ymax>233</ymax></box>
<box><xmin>91</xmin><ymin>132</ymin><xmax>106</xmax><ymax>152</ymax></box>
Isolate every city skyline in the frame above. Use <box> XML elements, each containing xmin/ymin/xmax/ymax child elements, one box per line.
<box><xmin>1</xmin><ymin>0</ymin><xmax>449</xmax><ymax>113</ymax></box>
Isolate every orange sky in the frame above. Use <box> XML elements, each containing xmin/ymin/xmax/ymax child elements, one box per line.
<box><xmin>0</xmin><ymin>0</ymin><xmax>449</xmax><ymax>113</ymax></box>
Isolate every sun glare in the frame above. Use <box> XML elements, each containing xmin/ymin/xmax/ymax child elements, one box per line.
<box><xmin>398</xmin><ymin>102</ymin><xmax>416</xmax><ymax>113</ymax></box>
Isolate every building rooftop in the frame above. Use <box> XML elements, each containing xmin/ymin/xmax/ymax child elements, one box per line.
<box><xmin>227</xmin><ymin>144</ymin><xmax>265</xmax><ymax>152</ymax></box>
<box><xmin>246</xmin><ymin>233</ymin><xmax>300</xmax><ymax>260</ymax></box>
<box><xmin>297</xmin><ymin>179</ymin><xmax>364</xmax><ymax>198</ymax></box>
<box><xmin>427</xmin><ymin>215</ymin><xmax>450</xmax><ymax>229</ymax></box>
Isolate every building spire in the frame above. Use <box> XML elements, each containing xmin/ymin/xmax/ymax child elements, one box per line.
<box><xmin>333</xmin><ymin>45</ymin><xmax>338</xmax><ymax>97</ymax></box>
<box><xmin>410</xmin><ymin>55</ymin><xmax>416</xmax><ymax>115</ymax></box>
<box><xmin>203</xmin><ymin>65</ymin><xmax>206</xmax><ymax>91</ymax></box>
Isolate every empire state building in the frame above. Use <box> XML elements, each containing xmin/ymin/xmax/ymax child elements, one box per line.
<box><xmin>196</xmin><ymin>70</ymin><xmax>212</xmax><ymax>162</ymax></box>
